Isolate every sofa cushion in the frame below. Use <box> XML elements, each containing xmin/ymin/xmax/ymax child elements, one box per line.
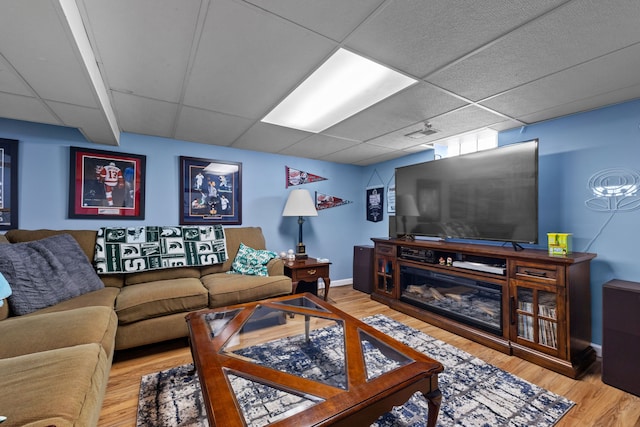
<box><xmin>116</xmin><ymin>277</ymin><xmax>208</xmax><ymax>325</ymax></box>
<box><xmin>200</xmin><ymin>227</ymin><xmax>268</xmax><ymax>275</ymax></box>
<box><xmin>124</xmin><ymin>266</ymin><xmax>201</xmax><ymax>286</ymax></box>
<box><xmin>0</xmin><ymin>344</ymin><xmax>111</xmax><ymax>427</ymax></box>
<box><xmin>0</xmin><ymin>234</ymin><xmax>104</xmax><ymax>315</ymax></box>
<box><xmin>201</xmin><ymin>272</ymin><xmax>291</xmax><ymax>307</ymax></box>
<box><xmin>231</xmin><ymin>243</ymin><xmax>278</xmax><ymax>276</ymax></box>
<box><xmin>0</xmin><ymin>306</ymin><xmax>117</xmax><ymax>359</ymax></box>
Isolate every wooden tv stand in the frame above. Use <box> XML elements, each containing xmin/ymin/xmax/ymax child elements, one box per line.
<box><xmin>371</xmin><ymin>237</ymin><xmax>597</xmax><ymax>378</ymax></box>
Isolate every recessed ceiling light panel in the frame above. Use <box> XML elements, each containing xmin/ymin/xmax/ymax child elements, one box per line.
<box><xmin>261</xmin><ymin>48</ymin><xmax>417</xmax><ymax>133</ymax></box>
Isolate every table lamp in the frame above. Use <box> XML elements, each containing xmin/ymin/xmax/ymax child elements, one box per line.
<box><xmin>282</xmin><ymin>189</ymin><xmax>318</xmax><ymax>260</ymax></box>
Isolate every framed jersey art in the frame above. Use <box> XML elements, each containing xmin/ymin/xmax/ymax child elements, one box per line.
<box><xmin>68</xmin><ymin>147</ymin><xmax>146</xmax><ymax>219</ymax></box>
<box><xmin>180</xmin><ymin>156</ymin><xmax>242</xmax><ymax>225</ymax></box>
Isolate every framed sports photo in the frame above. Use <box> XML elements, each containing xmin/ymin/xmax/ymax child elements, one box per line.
<box><xmin>180</xmin><ymin>156</ymin><xmax>242</xmax><ymax>225</ymax></box>
<box><xmin>0</xmin><ymin>138</ymin><xmax>19</xmax><ymax>230</ymax></box>
<box><xmin>69</xmin><ymin>146</ymin><xmax>146</xmax><ymax>219</ymax></box>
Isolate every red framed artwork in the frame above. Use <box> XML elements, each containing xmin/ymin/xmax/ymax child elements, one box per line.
<box><xmin>68</xmin><ymin>146</ymin><xmax>146</xmax><ymax>219</ymax></box>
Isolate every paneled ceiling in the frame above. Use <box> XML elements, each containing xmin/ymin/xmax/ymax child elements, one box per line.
<box><xmin>1</xmin><ymin>0</ymin><xmax>640</xmax><ymax>165</ymax></box>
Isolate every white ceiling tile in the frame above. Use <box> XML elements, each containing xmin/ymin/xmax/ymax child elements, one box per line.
<box><xmin>183</xmin><ymin>0</ymin><xmax>337</xmax><ymax>119</ymax></box>
<box><xmin>175</xmin><ymin>106</ymin><xmax>254</xmax><ymax>146</ymax></box>
<box><xmin>232</xmin><ymin>122</ymin><xmax>310</xmax><ymax>152</ymax></box>
<box><xmin>0</xmin><ymin>1</ymin><xmax>98</xmax><ymax>107</ymax></box>
<box><xmin>284</xmin><ymin>134</ymin><xmax>360</xmax><ymax>159</ymax></box>
<box><xmin>365</xmin><ymin>105</ymin><xmax>509</xmax><ymax>150</ymax></box>
<box><xmin>112</xmin><ymin>92</ymin><xmax>178</xmax><ymax>138</ymax></box>
<box><xmin>518</xmin><ymin>86</ymin><xmax>640</xmax><ymax>125</ymax></box>
<box><xmin>481</xmin><ymin>43</ymin><xmax>640</xmax><ymax>119</ymax></box>
<box><xmin>243</xmin><ymin>0</ymin><xmax>385</xmax><ymax>41</ymax></box>
<box><xmin>345</xmin><ymin>0</ymin><xmax>568</xmax><ymax>77</ymax></box>
<box><xmin>428</xmin><ymin>0</ymin><xmax>640</xmax><ymax>100</ymax></box>
<box><xmin>489</xmin><ymin>119</ymin><xmax>524</xmax><ymax>133</ymax></box>
<box><xmin>320</xmin><ymin>142</ymin><xmax>394</xmax><ymax>164</ymax></box>
<box><xmin>81</xmin><ymin>0</ymin><xmax>202</xmax><ymax>103</ymax></box>
<box><xmin>323</xmin><ymin>82</ymin><xmax>467</xmax><ymax>141</ymax></box>
<box><xmin>47</xmin><ymin>101</ymin><xmax>119</xmax><ymax>145</ymax></box>
<box><xmin>0</xmin><ymin>93</ymin><xmax>60</xmax><ymax>125</ymax></box>
<box><xmin>0</xmin><ymin>56</ymin><xmax>33</xmax><ymax>96</ymax></box>
<box><xmin>427</xmin><ymin>106</ymin><xmax>510</xmax><ymax>135</ymax></box>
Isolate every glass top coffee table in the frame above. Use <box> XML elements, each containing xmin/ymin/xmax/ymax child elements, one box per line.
<box><xmin>186</xmin><ymin>293</ymin><xmax>444</xmax><ymax>427</ymax></box>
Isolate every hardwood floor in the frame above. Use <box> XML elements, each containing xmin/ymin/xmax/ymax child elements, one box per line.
<box><xmin>99</xmin><ymin>286</ymin><xmax>640</xmax><ymax>427</ymax></box>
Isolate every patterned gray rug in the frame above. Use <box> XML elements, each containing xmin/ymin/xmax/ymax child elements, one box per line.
<box><xmin>137</xmin><ymin>314</ymin><xmax>574</xmax><ymax>426</ymax></box>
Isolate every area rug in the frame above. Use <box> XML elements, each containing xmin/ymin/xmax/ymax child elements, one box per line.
<box><xmin>137</xmin><ymin>314</ymin><xmax>574</xmax><ymax>427</ymax></box>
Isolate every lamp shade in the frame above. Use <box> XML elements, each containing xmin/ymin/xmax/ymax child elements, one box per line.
<box><xmin>282</xmin><ymin>189</ymin><xmax>318</xmax><ymax>217</ymax></box>
<box><xmin>396</xmin><ymin>194</ymin><xmax>420</xmax><ymax>216</ymax></box>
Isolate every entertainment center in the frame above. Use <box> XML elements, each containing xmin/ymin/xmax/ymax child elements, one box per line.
<box><xmin>371</xmin><ymin>238</ymin><xmax>597</xmax><ymax>378</ymax></box>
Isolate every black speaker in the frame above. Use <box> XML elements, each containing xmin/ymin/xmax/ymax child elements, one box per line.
<box><xmin>602</xmin><ymin>279</ymin><xmax>640</xmax><ymax>397</ymax></box>
<box><xmin>353</xmin><ymin>245</ymin><xmax>374</xmax><ymax>294</ymax></box>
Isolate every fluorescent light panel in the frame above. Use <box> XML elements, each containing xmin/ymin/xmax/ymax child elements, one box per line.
<box><xmin>261</xmin><ymin>48</ymin><xmax>417</xmax><ymax>133</ymax></box>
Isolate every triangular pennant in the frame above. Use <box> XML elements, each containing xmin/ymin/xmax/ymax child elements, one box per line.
<box><xmin>315</xmin><ymin>192</ymin><xmax>353</xmax><ymax>210</ymax></box>
<box><xmin>286</xmin><ymin>166</ymin><xmax>328</xmax><ymax>188</ymax></box>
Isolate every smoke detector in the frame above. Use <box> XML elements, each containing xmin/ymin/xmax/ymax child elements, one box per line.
<box><xmin>404</xmin><ymin>122</ymin><xmax>438</xmax><ymax>139</ymax></box>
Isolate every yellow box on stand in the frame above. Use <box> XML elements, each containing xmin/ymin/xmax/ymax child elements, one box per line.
<box><xmin>547</xmin><ymin>233</ymin><xmax>572</xmax><ymax>256</ymax></box>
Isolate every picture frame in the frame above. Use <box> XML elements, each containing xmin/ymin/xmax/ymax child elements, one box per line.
<box><xmin>0</xmin><ymin>138</ymin><xmax>19</xmax><ymax>230</ymax></box>
<box><xmin>68</xmin><ymin>146</ymin><xmax>146</xmax><ymax>219</ymax></box>
<box><xmin>180</xmin><ymin>156</ymin><xmax>242</xmax><ymax>225</ymax></box>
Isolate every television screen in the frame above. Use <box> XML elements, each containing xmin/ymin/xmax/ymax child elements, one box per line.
<box><xmin>395</xmin><ymin>140</ymin><xmax>538</xmax><ymax>244</ymax></box>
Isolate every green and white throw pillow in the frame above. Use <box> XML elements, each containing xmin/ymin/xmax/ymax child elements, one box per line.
<box><xmin>231</xmin><ymin>243</ymin><xmax>277</xmax><ymax>276</ymax></box>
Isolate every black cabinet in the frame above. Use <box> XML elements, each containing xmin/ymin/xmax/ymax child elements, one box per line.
<box><xmin>353</xmin><ymin>245</ymin><xmax>374</xmax><ymax>294</ymax></box>
<box><xmin>602</xmin><ymin>279</ymin><xmax>640</xmax><ymax>397</ymax></box>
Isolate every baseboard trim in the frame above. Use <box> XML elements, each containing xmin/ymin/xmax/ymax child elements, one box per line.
<box><xmin>318</xmin><ymin>278</ymin><xmax>351</xmax><ymax>289</ymax></box>
<box><xmin>591</xmin><ymin>343</ymin><xmax>602</xmax><ymax>358</ymax></box>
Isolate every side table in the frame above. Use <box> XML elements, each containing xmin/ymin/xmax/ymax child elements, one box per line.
<box><xmin>284</xmin><ymin>257</ymin><xmax>331</xmax><ymax>301</ymax></box>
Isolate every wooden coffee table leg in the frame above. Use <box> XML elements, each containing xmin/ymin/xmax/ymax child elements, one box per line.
<box><xmin>423</xmin><ymin>388</ymin><xmax>442</xmax><ymax>427</ymax></box>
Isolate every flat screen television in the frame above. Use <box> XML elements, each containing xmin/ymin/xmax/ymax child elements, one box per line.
<box><xmin>394</xmin><ymin>139</ymin><xmax>538</xmax><ymax>244</ymax></box>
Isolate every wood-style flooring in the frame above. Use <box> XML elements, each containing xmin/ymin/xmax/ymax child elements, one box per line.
<box><xmin>98</xmin><ymin>286</ymin><xmax>640</xmax><ymax>427</ymax></box>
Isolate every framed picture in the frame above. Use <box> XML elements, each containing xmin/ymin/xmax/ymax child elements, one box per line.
<box><xmin>0</xmin><ymin>138</ymin><xmax>19</xmax><ymax>230</ymax></box>
<box><xmin>180</xmin><ymin>156</ymin><xmax>242</xmax><ymax>225</ymax></box>
<box><xmin>68</xmin><ymin>146</ymin><xmax>146</xmax><ymax>219</ymax></box>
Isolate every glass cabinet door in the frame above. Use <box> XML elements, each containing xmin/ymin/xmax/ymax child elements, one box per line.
<box><xmin>375</xmin><ymin>257</ymin><xmax>395</xmax><ymax>296</ymax></box>
<box><xmin>515</xmin><ymin>286</ymin><xmax>558</xmax><ymax>351</ymax></box>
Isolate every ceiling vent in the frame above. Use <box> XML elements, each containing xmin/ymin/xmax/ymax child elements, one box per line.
<box><xmin>404</xmin><ymin>122</ymin><xmax>438</xmax><ymax>139</ymax></box>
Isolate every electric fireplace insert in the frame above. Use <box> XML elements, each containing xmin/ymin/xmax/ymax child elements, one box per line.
<box><xmin>400</xmin><ymin>265</ymin><xmax>503</xmax><ymax>336</ymax></box>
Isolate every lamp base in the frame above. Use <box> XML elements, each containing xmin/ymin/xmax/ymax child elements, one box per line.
<box><xmin>295</xmin><ymin>243</ymin><xmax>308</xmax><ymax>260</ymax></box>
<box><xmin>398</xmin><ymin>234</ymin><xmax>415</xmax><ymax>241</ymax></box>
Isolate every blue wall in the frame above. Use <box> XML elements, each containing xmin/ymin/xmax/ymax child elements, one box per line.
<box><xmin>3</xmin><ymin>98</ymin><xmax>639</xmax><ymax>345</ymax></box>
<box><xmin>0</xmin><ymin>118</ymin><xmax>362</xmax><ymax>281</ymax></box>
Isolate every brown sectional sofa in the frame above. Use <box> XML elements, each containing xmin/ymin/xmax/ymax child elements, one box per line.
<box><xmin>0</xmin><ymin>226</ymin><xmax>292</xmax><ymax>427</ymax></box>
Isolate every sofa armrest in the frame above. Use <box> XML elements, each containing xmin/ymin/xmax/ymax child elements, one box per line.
<box><xmin>266</xmin><ymin>258</ymin><xmax>285</xmax><ymax>276</ymax></box>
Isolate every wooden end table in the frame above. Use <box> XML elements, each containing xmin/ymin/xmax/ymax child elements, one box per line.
<box><xmin>284</xmin><ymin>257</ymin><xmax>331</xmax><ymax>301</ymax></box>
